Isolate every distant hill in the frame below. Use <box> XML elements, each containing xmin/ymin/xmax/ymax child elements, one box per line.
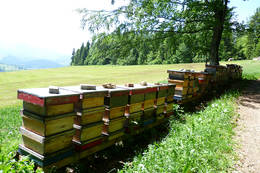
<box><xmin>0</xmin><ymin>56</ymin><xmax>65</xmax><ymax>69</ymax></box>
<box><xmin>0</xmin><ymin>63</ymin><xmax>24</xmax><ymax>72</ymax></box>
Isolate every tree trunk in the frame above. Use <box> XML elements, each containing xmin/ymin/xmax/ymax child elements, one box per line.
<box><xmin>209</xmin><ymin>0</ymin><xmax>228</xmax><ymax>65</ymax></box>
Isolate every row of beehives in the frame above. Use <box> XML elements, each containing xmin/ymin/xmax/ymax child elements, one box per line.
<box><xmin>167</xmin><ymin>64</ymin><xmax>243</xmax><ymax>103</ymax></box>
<box><xmin>17</xmin><ymin>83</ymin><xmax>176</xmax><ymax>170</ymax></box>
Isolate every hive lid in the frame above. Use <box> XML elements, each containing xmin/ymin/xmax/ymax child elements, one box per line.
<box><xmin>18</xmin><ymin>87</ymin><xmax>79</xmax><ymax>99</ymax></box>
<box><xmin>60</xmin><ymin>85</ymin><xmax>108</xmax><ymax>94</ymax></box>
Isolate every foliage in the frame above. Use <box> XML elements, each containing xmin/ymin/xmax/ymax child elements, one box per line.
<box><xmin>119</xmin><ymin>91</ymin><xmax>239</xmax><ymax>172</ymax></box>
<box><xmin>0</xmin><ymin>105</ymin><xmax>43</xmax><ymax>172</ymax></box>
<box><xmin>70</xmin><ymin>2</ymin><xmax>260</xmax><ymax>66</ymax></box>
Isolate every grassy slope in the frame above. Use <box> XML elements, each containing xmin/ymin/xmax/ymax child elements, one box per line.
<box><xmin>0</xmin><ymin>60</ymin><xmax>259</xmax><ymax>172</ymax></box>
<box><xmin>0</xmin><ymin>63</ymin><xmax>205</xmax><ymax>108</ymax></box>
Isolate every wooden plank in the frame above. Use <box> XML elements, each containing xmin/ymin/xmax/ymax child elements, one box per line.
<box><xmin>168</xmin><ymin>79</ymin><xmax>189</xmax><ymax>87</ymax></box>
<box><xmin>74</xmin><ymin>122</ymin><xmax>104</xmax><ymax>143</ymax></box>
<box><xmin>143</xmin><ymin>99</ymin><xmax>156</xmax><ymax>109</ymax></box>
<box><xmin>79</xmin><ymin>139</ymin><xmax>117</xmax><ymax>160</ymax></box>
<box><xmin>129</xmin><ymin>94</ymin><xmax>145</xmax><ymax>104</ymax></box>
<box><xmin>20</xmin><ymin>127</ymin><xmax>74</xmax><ymax>155</ymax></box>
<box><xmin>47</xmin><ymin>103</ymin><xmax>74</xmax><ymax>116</ymax></box>
<box><xmin>144</xmin><ymin>91</ymin><xmax>157</xmax><ymax>100</ymax></box>
<box><xmin>105</xmin><ymin>95</ymin><xmax>128</xmax><ymax>108</ymax></box>
<box><xmin>22</xmin><ymin>110</ymin><xmax>75</xmax><ymax>136</ymax></box>
<box><xmin>108</xmin><ymin>106</ymin><xmax>126</xmax><ymax>119</ymax></box>
<box><xmin>108</xmin><ymin>130</ymin><xmax>125</xmax><ymax>141</ymax></box>
<box><xmin>23</xmin><ymin>101</ymin><xmax>74</xmax><ymax>116</ymax></box>
<box><xmin>73</xmin><ymin>136</ymin><xmax>104</xmax><ymax>151</ymax></box>
<box><xmin>60</xmin><ymin>86</ymin><xmax>108</xmax><ymax>99</ymax></box>
<box><xmin>18</xmin><ymin>144</ymin><xmax>76</xmax><ymax>169</ymax></box>
<box><xmin>82</xmin><ymin>97</ymin><xmax>104</xmax><ymax>109</ymax></box>
<box><xmin>128</xmin><ymin>102</ymin><xmax>143</xmax><ymax>113</ymax></box>
<box><xmin>75</xmin><ymin>107</ymin><xmax>105</xmax><ymax>125</ymax></box>
<box><xmin>156</xmin><ymin>97</ymin><xmax>165</xmax><ymax>105</ymax></box>
<box><xmin>167</xmin><ymin>70</ymin><xmax>190</xmax><ymax>80</ymax></box>
<box><xmin>129</xmin><ymin>111</ymin><xmax>143</xmax><ymax>122</ymax></box>
<box><xmin>108</xmin><ymin>116</ymin><xmax>126</xmax><ymax>133</ymax></box>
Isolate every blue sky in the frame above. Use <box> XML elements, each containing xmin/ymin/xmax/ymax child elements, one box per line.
<box><xmin>0</xmin><ymin>0</ymin><xmax>259</xmax><ymax>63</ymax></box>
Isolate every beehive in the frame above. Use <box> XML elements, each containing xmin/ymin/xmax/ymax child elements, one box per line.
<box><xmin>17</xmin><ymin>87</ymin><xmax>79</xmax><ymax>168</ymax></box>
<box><xmin>103</xmin><ymin>86</ymin><xmax>130</xmax><ymax>140</ymax></box>
<box><xmin>60</xmin><ymin>85</ymin><xmax>108</xmax><ymax>152</ymax></box>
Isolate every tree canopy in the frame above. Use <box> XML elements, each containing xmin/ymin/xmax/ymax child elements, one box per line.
<box><xmin>70</xmin><ymin>2</ymin><xmax>260</xmax><ymax>66</ymax></box>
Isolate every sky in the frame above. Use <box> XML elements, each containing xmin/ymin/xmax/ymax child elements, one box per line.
<box><xmin>0</xmin><ymin>0</ymin><xmax>259</xmax><ymax>62</ymax></box>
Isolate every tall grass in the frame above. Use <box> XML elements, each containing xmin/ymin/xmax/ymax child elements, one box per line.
<box><xmin>119</xmin><ymin>91</ymin><xmax>239</xmax><ymax>172</ymax></box>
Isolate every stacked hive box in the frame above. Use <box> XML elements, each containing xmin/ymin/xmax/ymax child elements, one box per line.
<box><xmin>120</xmin><ymin>84</ymin><xmax>146</xmax><ymax>133</ymax></box>
<box><xmin>226</xmin><ymin>64</ymin><xmax>243</xmax><ymax>80</ymax></box>
<box><xmin>167</xmin><ymin>70</ymin><xmax>199</xmax><ymax>103</ymax></box>
<box><xmin>193</xmin><ymin>72</ymin><xmax>211</xmax><ymax>96</ymax></box>
<box><xmin>205</xmin><ymin>65</ymin><xmax>228</xmax><ymax>85</ymax></box>
<box><xmin>103</xmin><ymin>86</ymin><xmax>129</xmax><ymax>142</ymax></box>
<box><xmin>17</xmin><ymin>87</ymin><xmax>79</xmax><ymax>169</ymax></box>
<box><xmin>165</xmin><ymin>84</ymin><xmax>176</xmax><ymax>117</ymax></box>
<box><xmin>60</xmin><ymin>85</ymin><xmax>108</xmax><ymax>159</ymax></box>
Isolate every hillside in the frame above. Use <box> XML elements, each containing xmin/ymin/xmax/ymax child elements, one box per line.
<box><xmin>0</xmin><ymin>63</ymin><xmax>23</xmax><ymax>72</ymax></box>
<box><xmin>0</xmin><ymin>56</ymin><xmax>64</xmax><ymax>69</ymax></box>
<box><xmin>0</xmin><ymin>60</ymin><xmax>259</xmax><ymax>108</ymax></box>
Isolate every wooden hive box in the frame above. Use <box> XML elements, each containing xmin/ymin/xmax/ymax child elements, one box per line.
<box><xmin>143</xmin><ymin>107</ymin><xmax>156</xmax><ymax>122</ymax></box>
<box><xmin>18</xmin><ymin>144</ymin><xmax>76</xmax><ymax>171</ymax></box>
<box><xmin>156</xmin><ymin>84</ymin><xmax>169</xmax><ymax>105</ymax></box>
<box><xmin>119</xmin><ymin>84</ymin><xmax>146</xmax><ymax>113</ymax></box>
<box><xmin>73</xmin><ymin>122</ymin><xmax>104</xmax><ymax>144</ymax></box>
<box><xmin>74</xmin><ymin>106</ymin><xmax>106</xmax><ymax>126</ymax></box>
<box><xmin>156</xmin><ymin>104</ymin><xmax>166</xmax><ymax>120</ymax></box>
<box><xmin>73</xmin><ymin>135</ymin><xmax>105</xmax><ymax>151</ymax></box>
<box><xmin>165</xmin><ymin>102</ymin><xmax>174</xmax><ymax>117</ymax></box>
<box><xmin>168</xmin><ymin>79</ymin><xmax>189</xmax><ymax>88</ymax></box>
<box><xmin>140</xmin><ymin>83</ymin><xmax>158</xmax><ymax>110</ymax></box>
<box><xmin>104</xmin><ymin>87</ymin><xmax>129</xmax><ymax>108</ymax></box>
<box><xmin>20</xmin><ymin>127</ymin><xmax>74</xmax><ymax>155</ymax></box>
<box><xmin>166</xmin><ymin>84</ymin><xmax>176</xmax><ymax>103</ymax></box>
<box><xmin>60</xmin><ymin>85</ymin><xmax>108</xmax><ymax>110</ymax></box>
<box><xmin>21</xmin><ymin>110</ymin><xmax>75</xmax><ymax>136</ymax></box>
<box><xmin>174</xmin><ymin>87</ymin><xmax>188</xmax><ymax>97</ymax></box>
<box><xmin>103</xmin><ymin>116</ymin><xmax>127</xmax><ymax>135</ymax></box>
<box><xmin>167</xmin><ymin>70</ymin><xmax>190</xmax><ymax>80</ymax></box>
<box><xmin>18</xmin><ymin>87</ymin><xmax>79</xmax><ymax>117</ymax></box>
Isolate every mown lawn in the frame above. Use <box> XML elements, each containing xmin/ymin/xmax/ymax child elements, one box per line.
<box><xmin>0</xmin><ymin>60</ymin><xmax>259</xmax><ymax>172</ymax></box>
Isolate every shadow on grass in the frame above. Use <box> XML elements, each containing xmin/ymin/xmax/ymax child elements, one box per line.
<box><xmin>56</xmin><ymin>76</ymin><xmax>256</xmax><ymax>173</ymax></box>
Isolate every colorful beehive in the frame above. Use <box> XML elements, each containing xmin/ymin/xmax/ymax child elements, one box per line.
<box><xmin>59</xmin><ymin>85</ymin><xmax>108</xmax><ymax>153</ymax></box>
<box><xmin>193</xmin><ymin>72</ymin><xmax>211</xmax><ymax>95</ymax></box>
<box><xmin>226</xmin><ymin>64</ymin><xmax>243</xmax><ymax>80</ymax></box>
<box><xmin>168</xmin><ymin>70</ymin><xmax>197</xmax><ymax>103</ymax></box>
<box><xmin>103</xmin><ymin>86</ymin><xmax>129</xmax><ymax>140</ymax></box>
<box><xmin>205</xmin><ymin>65</ymin><xmax>228</xmax><ymax>85</ymax></box>
<box><xmin>17</xmin><ymin>87</ymin><xmax>79</xmax><ymax>168</ymax></box>
<box><xmin>118</xmin><ymin>84</ymin><xmax>146</xmax><ymax>133</ymax></box>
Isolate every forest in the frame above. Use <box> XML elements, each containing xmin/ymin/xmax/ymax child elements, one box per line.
<box><xmin>71</xmin><ymin>1</ymin><xmax>260</xmax><ymax>66</ymax></box>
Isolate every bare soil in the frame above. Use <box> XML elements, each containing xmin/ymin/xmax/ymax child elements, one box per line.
<box><xmin>234</xmin><ymin>80</ymin><xmax>260</xmax><ymax>172</ymax></box>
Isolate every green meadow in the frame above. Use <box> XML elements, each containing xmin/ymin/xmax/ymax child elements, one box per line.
<box><xmin>0</xmin><ymin>60</ymin><xmax>259</xmax><ymax>172</ymax></box>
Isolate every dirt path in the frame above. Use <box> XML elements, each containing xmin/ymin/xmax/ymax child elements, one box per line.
<box><xmin>234</xmin><ymin>80</ymin><xmax>260</xmax><ymax>173</ymax></box>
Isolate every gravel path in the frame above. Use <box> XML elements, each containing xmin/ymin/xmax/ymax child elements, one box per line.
<box><xmin>234</xmin><ymin>80</ymin><xmax>260</xmax><ymax>173</ymax></box>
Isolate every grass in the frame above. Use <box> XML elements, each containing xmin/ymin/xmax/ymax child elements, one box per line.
<box><xmin>0</xmin><ymin>60</ymin><xmax>259</xmax><ymax>172</ymax></box>
<box><xmin>0</xmin><ymin>63</ymin><xmax>205</xmax><ymax>108</ymax></box>
<box><xmin>119</xmin><ymin>91</ymin><xmax>239</xmax><ymax>172</ymax></box>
